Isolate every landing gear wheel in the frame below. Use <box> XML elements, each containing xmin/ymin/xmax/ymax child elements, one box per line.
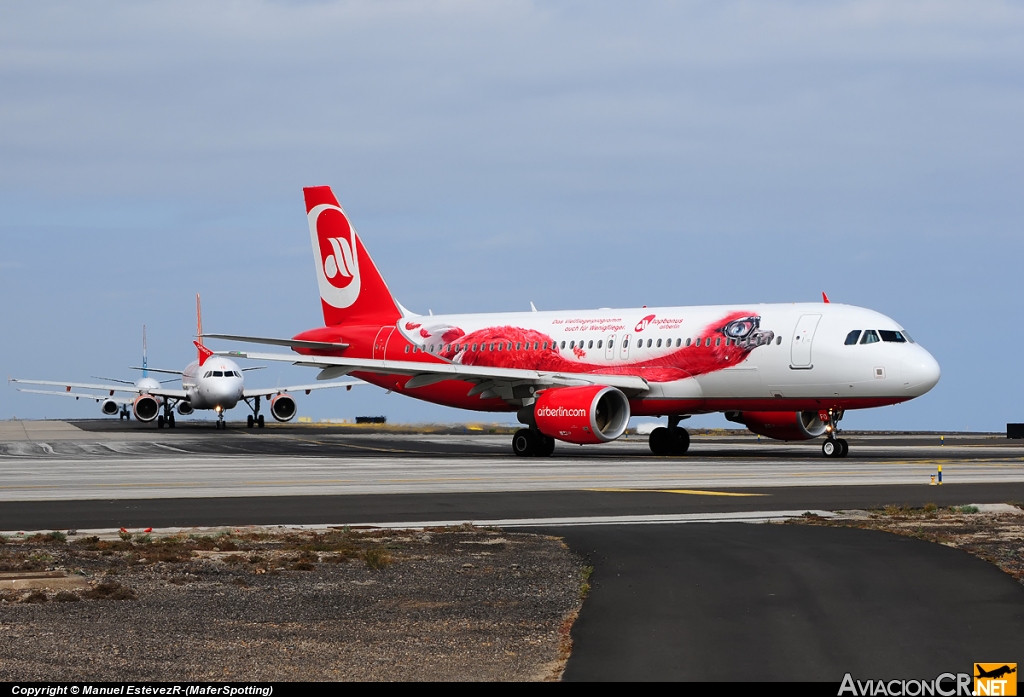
<box><xmin>512</xmin><ymin>429</ymin><xmax>536</xmax><ymax>457</ymax></box>
<box><xmin>168</xmin><ymin>413</ymin><xmax>175</xmax><ymax>428</ymax></box>
<box><xmin>822</xmin><ymin>439</ymin><xmax>838</xmax><ymax>457</ymax></box>
<box><xmin>672</xmin><ymin>428</ymin><xmax>690</xmax><ymax>455</ymax></box>
<box><xmin>536</xmin><ymin>434</ymin><xmax>555</xmax><ymax>457</ymax></box>
<box><xmin>837</xmin><ymin>438</ymin><xmax>849</xmax><ymax>458</ymax></box>
<box><xmin>247</xmin><ymin>415</ymin><xmax>254</xmax><ymax>428</ymax></box>
<box><xmin>157</xmin><ymin>415</ymin><xmax>165</xmax><ymax>429</ymax></box>
<box><xmin>257</xmin><ymin>415</ymin><xmax>265</xmax><ymax>428</ymax></box>
<box><xmin>649</xmin><ymin>427</ymin><xmax>670</xmax><ymax>455</ymax></box>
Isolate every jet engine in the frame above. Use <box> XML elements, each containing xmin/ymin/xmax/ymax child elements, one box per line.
<box><xmin>101</xmin><ymin>399</ymin><xmax>120</xmax><ymax>416</ymax></box>
<box><xmin>270</xmin><ymin>394</ymin><xmax>297</xmax><ymax>422</ymax></box>
<box><xmin>132</xmin><ymin>395</ymin><xmax>160</xmax><ymax>422</ymax></box>
<box><xmin>534</xmin><ymin>385</ymin><xmax>630</xmax><ymax>444</ymax></box>
<box><xmin>724</xmin><ymin>411</ymin><xmax>827</xmax><ymax>441</ymax></box>
<box><xmin>177</xmin><ymin>401</ymin><xmax>194</xmax><ymax>416</ymax></box>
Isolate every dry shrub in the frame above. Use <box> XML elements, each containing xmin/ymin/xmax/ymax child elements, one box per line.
<box><xmin>53</xmin><ymin>591</ymin><xmax>80</xmax><ymax>602</ymax></box>
<box><xmin>21</xmin><ymin>590</ymin><xmax>48</xmax><ymax>603</ymax></box>
<box><xmin>83</xmin><ymin>581</ymin><xmax>136</xmax><ymax>601</ymax></box>
<box><xmin>363</xmin><ymin>547</ymin><xmax>393</xmax><ymax>570</ymax></box>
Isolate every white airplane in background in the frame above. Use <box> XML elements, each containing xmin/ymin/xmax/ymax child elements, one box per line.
<box><xmin>207</xmin><ymin>186</ymin><xmax>940</xmax><ymax>457</ymax></box>
<box><xmin>12</xmin><ymin>296</ymin><xmax>362</xmax><ymax>430</ymax></box>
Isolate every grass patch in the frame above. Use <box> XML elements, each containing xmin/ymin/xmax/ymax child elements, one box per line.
<box><xmin>579</xmin><ymin>565</ymin><xmax>594</xmax><ymax>599</ymax></box>
<box><xmin>954</xmin><ymin>505</ymin><xmax>979</xmax><ymax>514</ymax></box>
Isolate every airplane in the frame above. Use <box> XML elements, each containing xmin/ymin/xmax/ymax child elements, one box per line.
<box><xmin>12</xmin><ymin>296</ymin><xmax>363</xmax><ymax>430</ymax></box>
<box><xmin>206</xmin><ymin>185</ymin><xmax>940</xmax><ymax>457</ymax></box>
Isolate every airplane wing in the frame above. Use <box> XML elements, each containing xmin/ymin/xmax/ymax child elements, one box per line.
<box><xmin>128</xmin><ymin>366</ymin><xmax>184</xmax><ymax>375</ymax></box>
<box><xmin>243</xmin><ymin>380</ymin><xmax>364</xmax><ymax>399</ymax></box>
<box><xmin>16</xmin><ymin>388</ymin><xmax>134</xmax><ymax>404</ymax></box>
<box><xmin>218</xmin><ymin>350</ymin><xmax>651</xmax><ymax>399</ymax></box>
<box><xmin>203</xmin><ymin>333</ymin><xmax>349</xmax><ymax>351</ymax></box>
<box><xmin>10</xmin><ymin>378</ymin><xmax>188</xmax><ymax>400</ymax></box>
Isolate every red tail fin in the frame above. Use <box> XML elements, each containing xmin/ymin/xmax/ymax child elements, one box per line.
<box><xmin>193</xmin><ymin>340</ymin><xmax>213</xmax><ymax>367</ymax></box>
<box><xmin>304</xmin><ymin>186</ymin><xmax>402</xmax><ymax>326</ymax></box>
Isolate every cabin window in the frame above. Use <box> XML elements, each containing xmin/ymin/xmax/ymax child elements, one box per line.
<box><xmin>646</xmin><ymin>339</ymin><xmax>652</xmax><ymax>348</ymax></box>
<box><xmin>714</xmin><ymin>338</ymin><xmax>720</xmax><ymax>346</ymax></box>
<box><xmin>515</xmin><ymin>342</ymin><xmax>521</xmax><ymax>350</ymax></box>
<box><xmin>560</xmin><ymin>341</ymin><xmax>566</xmax><ymax>349</ymax></box>
<box><xmin>404</xmin><ymin>345</ymin><xmax>410</xmax><ymax>353</ymax></box>
<box><xmin>776</xmin><ymin>336</ymin><xmax>782</xmax><ymax>345</ymax></box>
<box><xmin>637</xmin><ymin>339</ymin><xmax>643</xmax><ymax>348</ymax></box>
<box><xmin>597</xmin><ymin>340</ymin><xmax>603</xmax><ymax>349</ymax></box>
<box><xmin>860</xmin><ymin>330</ymin><xmax>880</xmax><ymax>345</ymax></box>
<box><xmin>845</xmin><ymin>330</ymin><xmax>861</xmax><ymax>345</ymax></box>
<box><xmin>609</xmin><ymin>339</ymin><xmax>614</xmax><ymax>349</ymax></box>
<box><xmin>497</xmin><ymin>342</ymin><xmax>503</xmax><ymax>351</ymax></box>
<box><xmin>588</xmin><ymin>340</ymin><xmax>594</xmax><ymax>349</ymax></box>
<box><xmin>542</xmin><ymin>342</ymin><xmax>548</xmax><ymax>350</ymax></box>
<box><xmin>879</xmin><ymin>330</ymin><xmax>906</xmax><ymax>343</ymax></box>
<box><xmin>685</xmin><ymin>338</ymin><xmax>691</xmax><ymax>347</ymax></box>
<box><xmin>532</xmin><ymin>342</ymin><xmax>537</xmax><ymax>350</ymax></box>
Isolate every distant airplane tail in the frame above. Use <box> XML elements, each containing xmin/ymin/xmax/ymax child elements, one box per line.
<box><xmin>195</xmin><ymin>293</ymin><xmax>211</xmax><ymax>366</ymax></box>
<box><xmin>303</xmin><ymin>186</ymin><xmax>403</xmax><ymax>326</ymax></box>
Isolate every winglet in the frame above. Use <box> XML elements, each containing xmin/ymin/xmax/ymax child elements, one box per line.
<box><xmin>194</xmin><ymin>340</ymin><xmax>214</xmax><ymax>367</ymax></box>
<box><xmin>822</xmin><ymin>292</ymin><xmax>830</xmax><ymax>304</ymax></box>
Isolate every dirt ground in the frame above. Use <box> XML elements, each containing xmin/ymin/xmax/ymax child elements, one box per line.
<box><xmin>0</xmin><ymin>526</ymin><xmax>587</xmax><ymax>681</ymax></box>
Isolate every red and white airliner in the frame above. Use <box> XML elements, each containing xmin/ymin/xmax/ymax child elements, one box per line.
<box><xmin>12</xmin><ymin>296</ymin><xmax>361</xmax><ymax>430</ymax></box>
<box><xmin>208</xmin><ymin>186</ymin><xmax>940</xmax><ymax>457</ymax></box>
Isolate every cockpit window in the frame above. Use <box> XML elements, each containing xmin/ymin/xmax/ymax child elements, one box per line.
<box><xmin>860</xmin><ymin>330</ymin><xmax>880</xmax><ymax>345</ymax></box>
<box><xmin>212</xmin><ymin>371</ymin><xmax>224</xmax><ymax>377</ymax></box>
<box><xmin>845</xmin><ymin>330</ymin><xmax>861</xmax><ymax>345</ymax></box>
<box><xmin>204</xmin><ymin>371</ymin><xmax>212</xmax><ymax>378</ymax></box>
<box><xmin>879</xmin><ymin>330</ymin><xmax>906</xmax><ymax>343</ymax></box>
<box><xmin>902</xmin><ymin>331</ymin><xmax>915</xmax><ymax>343</ymax></box>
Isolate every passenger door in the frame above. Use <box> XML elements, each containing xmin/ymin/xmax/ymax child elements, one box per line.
<box><xmin>790</xmin><ymin>314</ymin><xmax>821</xmax><ymax>368</ymax></box>
<box><xmin>605</xmin><ymin>334</ymin><xmax>616</xmax><ymax>360</ymax></box>
<box><xmin>373</xmin><ymin>326</ymin><xmax>395</xmax><ymax>360</ymax></box>
<box><xmin>619</xmin><ymin>333</ymin><xmax>630</xmax><ymax>360</ymax></box>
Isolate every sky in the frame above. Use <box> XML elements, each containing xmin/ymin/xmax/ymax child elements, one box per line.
<box><xmin>1</xmin><ymin>1</ymin><xmax>1022</xmax><ymax>431</ymax></box>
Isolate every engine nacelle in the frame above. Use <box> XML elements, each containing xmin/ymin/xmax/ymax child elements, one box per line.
<box><xmin>101</xmin><ymin>399</ymin><xmax>120</xmax><ymax>416</ymax></box>
<box><xmin>724</xmin><ymin>411</ymin><xmax>827</xmax><ymax>441</ymax></box>
<box><xmin>270</xmin><ymin>394</ymin><xmax>297</xmax><ymax>422</ymax></box>
<box><xmin>132</xmin><ymin>395</ymin><xmax>160</xmax><ymax>423</ymax></box>
<box><xmin>177</xmin><ymin>401</ymin><xmax>194</xmax><ymax>416</ymax></box>
<box><xmin>534</xmin><ymin>385</ymin><xmax>630</xmax><ymax>444</ymax></box>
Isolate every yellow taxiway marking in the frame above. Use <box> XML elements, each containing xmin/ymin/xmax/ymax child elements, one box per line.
<box><xmin>586</xmin><ymin>487</ymin><xmax>766</xmax><ymax>497</ymax></box>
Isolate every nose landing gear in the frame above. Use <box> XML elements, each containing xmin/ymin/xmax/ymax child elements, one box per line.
<box><xmin>821</xmin><ymin>409</ymin><xmax>848</xmax><ymax>458</ymax></box>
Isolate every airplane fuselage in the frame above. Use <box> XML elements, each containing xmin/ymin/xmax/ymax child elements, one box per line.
<box><xmin>292</xmin><ymin>301</ymin><xmax>940</xmax><ymax>416</ymax></box>
<box><xmin>181</xmin><ymin>357</ymin><xmax>244</xmax><ymax>411</ymax></box>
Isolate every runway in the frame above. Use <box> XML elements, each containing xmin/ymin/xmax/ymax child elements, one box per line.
<box><xmin>1</xmin><ymin>421</ymin><xmax>1023</xmax><ymax>502</ymax></box>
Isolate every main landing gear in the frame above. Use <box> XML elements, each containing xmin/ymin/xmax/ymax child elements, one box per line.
<box><xmin>821</xmin><ymin>408</ymin><xmax>848</xmax><ymax>458</ymax></box>
<box><xmin>512</xmin><ymin>429</ymin><xmax>555</xmax><ymax>457</ymax></box>
<box><xmin>156</xmin><ymin>402</ymin><xmax>176</xmax><ymax>429</ymax></box>
<box><xmin>245</xmin><ymin>396</ymin><xmax>266</xmax><ymax>429</ymax></box>
<box><xmin>649</xmin><ymin>416</ymin><xmax>690</xmax><ymax>456</ymax></box>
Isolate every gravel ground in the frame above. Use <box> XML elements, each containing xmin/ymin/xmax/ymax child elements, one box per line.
<box><xmin>0</xmin><ymin>526</ymin><xmax>585</xmax><ymax>681</ymax></box>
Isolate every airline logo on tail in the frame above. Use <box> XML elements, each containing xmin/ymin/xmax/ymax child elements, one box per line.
<box><xmin>309</xmin><ymin>203</ymin><xmax>361</xmax><ymax>309</ymax></box>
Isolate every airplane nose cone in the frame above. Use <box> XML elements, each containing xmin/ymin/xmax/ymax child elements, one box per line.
<box><xmin>901</xmin><ymin>350</ymin><xmax>941</xmax><ymax>395</ymax></box>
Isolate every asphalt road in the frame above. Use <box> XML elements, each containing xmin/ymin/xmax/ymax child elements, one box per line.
<box><xmin>550</xmin><ymin>523</ymin><xmax>1024</xmax><ymax>681</ymax></box>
